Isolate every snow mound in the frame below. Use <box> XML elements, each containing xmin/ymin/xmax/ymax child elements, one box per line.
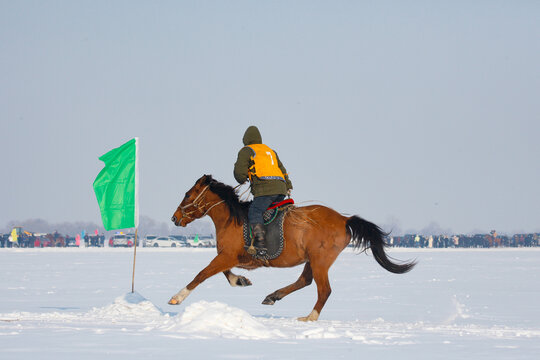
<box><xmin>90</xmin><ymin>292</ymin><xmax>164</xmax><ymax>321</ymax></box>
<box><xmin>164</xmin><ymin>301</ymin><xmax>285</xmax><ymax>339</ymax></box>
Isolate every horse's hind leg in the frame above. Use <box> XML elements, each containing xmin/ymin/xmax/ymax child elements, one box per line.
<box><xmin>169</xmin><ymin>253</ymin><xmax>237</xmax><ymax>305</ymax></box>
<box><xmin>262</xmin><ymin>262</ymin><xmax>313</xmax><ymax>305</ymax></box>
<box><xmin>223</xmin><ymin>270</ymin><xmax>252</xmax><ymax>287</ymax></box>
<box><xmin>298</xmin><ymin>262</ymin><xmax>332</xmax><ymax>322</ymax></box>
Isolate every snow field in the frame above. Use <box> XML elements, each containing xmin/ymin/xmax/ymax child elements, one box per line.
<box><xmin>1</xmin><ymin>247</ymin><xmax>539</xmax><ymax>359</ymax></box>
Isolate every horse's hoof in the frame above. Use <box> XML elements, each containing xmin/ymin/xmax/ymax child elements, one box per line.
<box><xmin>262</xmin><ymin>293</ymin><xmax>279</xmax><ymax>305</ymax></box>
<box><xmin>297</xmin><ymin>310</ymin><xmax>319</xmax><ymax>322</ymax></box>
<box><xmin>262</xmin><ymin>297</ymin><xmax>275</xmax><ymax>305</ymax></box>
<box><xmin>236</xmin><ymin>276</ymin><xmax>252</xmax><ymax>287</ymax></box>
<box><xmin>168</xmin><ymin>298</ymin><xmax>179</xmax><ymax>305</ymax></box>
<box><xmin>168</xmin><ymin>287</ymin><xmax>191</xmax><ymax>305</ymax></box>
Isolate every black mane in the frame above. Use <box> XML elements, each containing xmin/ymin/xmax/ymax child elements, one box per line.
<box><xmin>202</xmin><ymin>175</ymin><xmax>250</xmax><ymax>225</ymax></box>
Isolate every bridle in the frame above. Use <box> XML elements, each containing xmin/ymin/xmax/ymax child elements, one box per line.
<box><xmin>172</xmin><ymin>182</ymin><xmax>247</xmax><ymax>225</ymax></box>
<box><xmin>172</xmin><ymin>185</ymin><xmax>224</xmax><ymax>224</ymax></box>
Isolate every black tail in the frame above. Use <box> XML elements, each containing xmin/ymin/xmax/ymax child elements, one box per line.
<box><xmin>346</xmin><ymin>216</ymin><xmax>416</xmax><ymax>274</ymax></box>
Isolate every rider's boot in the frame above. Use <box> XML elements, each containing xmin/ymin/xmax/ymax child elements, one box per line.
<box><xmin>252</xmin><ymin>223</ymin><xmax>267</xmax><ymax>252</ymax></box>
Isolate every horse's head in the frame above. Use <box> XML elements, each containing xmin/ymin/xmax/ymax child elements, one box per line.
<box><xmin>171</xmin><ymin>175</ymin><xmax>213</xmax><ymax>227</ymax></box>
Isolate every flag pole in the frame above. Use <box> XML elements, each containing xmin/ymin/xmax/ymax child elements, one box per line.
<box><xmin>132</xmin><ymin>137</ymin><xmax>140</xmax><ymax>293</ymax></box>
<box><xmin>132</xmin><ymin>227</ymin><xmax>138</xmax><ymax>293</ymax></box>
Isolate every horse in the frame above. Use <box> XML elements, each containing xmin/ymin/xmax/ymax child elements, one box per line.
<box><xmin>169</xmin><ymin>175</ymin><xmax>416</xmax><ymax>321</ymax></box>
<box><xmin>44</xmin><ymin>233</ymin><xmax>65</xmax><ymax>247</ymax></box>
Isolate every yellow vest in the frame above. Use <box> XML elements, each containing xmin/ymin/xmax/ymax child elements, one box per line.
<box><xmin>246</xmin><ymin>144</ymin><xmax>285</xmax><ymax>181</ymax></box>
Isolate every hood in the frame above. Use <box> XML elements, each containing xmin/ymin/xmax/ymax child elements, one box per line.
<box><xmin>242</xmin><ymin>126</ymin><xmax>262</xmax><ymax>145</ymax></box>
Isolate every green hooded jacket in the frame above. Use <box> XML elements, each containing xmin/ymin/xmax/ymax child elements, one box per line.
<box><xmin>234</xmin><ymin>126</ymin><xmax>293</xmax><ymax>197</ymax></box>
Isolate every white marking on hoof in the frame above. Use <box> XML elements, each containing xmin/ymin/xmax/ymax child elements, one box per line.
<box><xmin>227</xmin><ymin>274</ymin><xmax>251</xmax><ymax>287</ymax></box>
<box><xmin>168</xmin><ymin>287</ymin><xmax>191</xmax><ymax>305</ymax></box>
<box><xmin>297</xmin><ymin>310</ymin><xmax>319</xmax><ymax>322</ymax></box>
<box><xmin>228</xmin><ymin>274</ymin><xmax>240</xmax><ymax>287</ymax></box>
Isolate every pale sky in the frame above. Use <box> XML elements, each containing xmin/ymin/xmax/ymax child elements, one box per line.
<box><xmin>1</xmin><ymin>1</ymin><xmax>539</xmax><ymax>235</ymax></box>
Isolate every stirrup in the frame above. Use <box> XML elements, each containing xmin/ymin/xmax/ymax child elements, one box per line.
<box><xmin>248</xmin><ymin>231</ymin><xmax>266</xmax><ymax>255</ymax></box>
<box><xmin>247</xmin><ymin>245</ymin><xmax>257</xmax><ymax>255</ymax></box>
<box><xmin>248</xmin><ymin>237</ymin><xmax>266</xmax><ymax>254</ymax></box>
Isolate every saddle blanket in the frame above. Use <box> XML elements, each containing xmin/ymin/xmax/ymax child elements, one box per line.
<box><xmin>243</xmin><ymin>199</ymin><xmax>294</xmax><ymax>261</ymax></box>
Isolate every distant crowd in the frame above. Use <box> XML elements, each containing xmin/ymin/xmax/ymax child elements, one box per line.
<box><xmin>389</xmin><ymin>231</ymin><xmax>539</xmax><ymax>248</ymax></box>
<box><xmin>0</xmin><ymin>232</ymin><xmax>105</xmax><ymax>248</ymax></box>
<box><xmin>1</xmin><ymin>229</ymin><xmax>539</xmax><ymax>249</ymax></box>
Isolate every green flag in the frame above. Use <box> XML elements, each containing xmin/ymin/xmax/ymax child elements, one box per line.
<box><xmin>93</xmin><ymin>138</ymin><xmax>139</xmax><ymax>231</ymax></box>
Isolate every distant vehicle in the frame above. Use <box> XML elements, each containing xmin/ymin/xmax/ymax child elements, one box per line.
<box><xmin>87</xmin><ymin>235</ymin><xmax>104</xmax><ymax>247</ymax></box>
<box><xmin>170</xmin><ymin>235</ymin><xmax>188</xmax><ymax>247</ymax></box>
<box><xmin>65</xmin><ymin>237</ymin><xmax>78</xmax><ymax>247</ymax></box>
<box><xmin>125</xmin><ymin>233</ymin><xmax>138</xmax><ymax>246</ymax></box>
<box><xmin>8</xmin><ymin>226</ymin><xmax>24</xmax><ymax>248</ymax></box>
<box><xmin>35</xmin><ymin>235</ymin><xmax>53</xmax><ymax>248</ymax></box>
<box><xmin>109</xmin><ymin>234</ymin><xmax>134</xmax><ymax>247</ymax></box>
<box><xmin>186</xmin><ymin>235</ymin><xmax>215</xmax><ymax>248</ymax></box>
<box><xmin>143</xmin><ymin>235</ymin><xmax>157</xmax><ymax>247</ymax></box>
<box><xmin>146</xmin><ymin>236</ymin><xmax>184</xmax><ymax>248</ymax></box>
<box><xmin>199</xmin><ymin>235</ymin><xmax>216</xmax><ymax>247</ymax></box>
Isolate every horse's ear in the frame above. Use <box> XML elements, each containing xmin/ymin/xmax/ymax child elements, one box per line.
<box><xmin>200</xmin><ymin>174</ymin><xmax>212</xmax><ymax>185</ymax></box>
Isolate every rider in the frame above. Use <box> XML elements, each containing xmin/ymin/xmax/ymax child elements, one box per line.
<box><xmin>234</xmin><ymin>126</ymin><xmax>293</xmax><ymax>252</ymax></box>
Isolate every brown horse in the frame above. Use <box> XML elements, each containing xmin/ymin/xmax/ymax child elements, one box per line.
<box><xmin>169</xmin><ymin>175</ymin><xmax>416</xmax><ymax>321</ymax></box>
<box><xmin>45</xmin><ymin>233</ymin><xmax>65</xmax><ymax>247</ymax></box>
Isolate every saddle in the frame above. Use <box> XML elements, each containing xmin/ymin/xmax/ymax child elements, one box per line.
<box><xmin>243</xmin><ymin>199</ymin><xmax>294</xmax><ymax>261</ymax></box>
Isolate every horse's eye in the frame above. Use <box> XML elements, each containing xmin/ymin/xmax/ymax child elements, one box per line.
<box><xmin>184</xmin><ymin>193</ymin><xmax>190</xmax><ymax>200</ymax></box>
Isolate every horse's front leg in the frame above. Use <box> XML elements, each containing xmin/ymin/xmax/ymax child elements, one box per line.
<box><xmin>168</xmin><ymin>253</ymin><xmax>238</xmax><ymax>305</ymax></box>
<box><xmin>223</xmin><ymin>270</ymin><xmax>252</xmax><ymax>287</ymax></box>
